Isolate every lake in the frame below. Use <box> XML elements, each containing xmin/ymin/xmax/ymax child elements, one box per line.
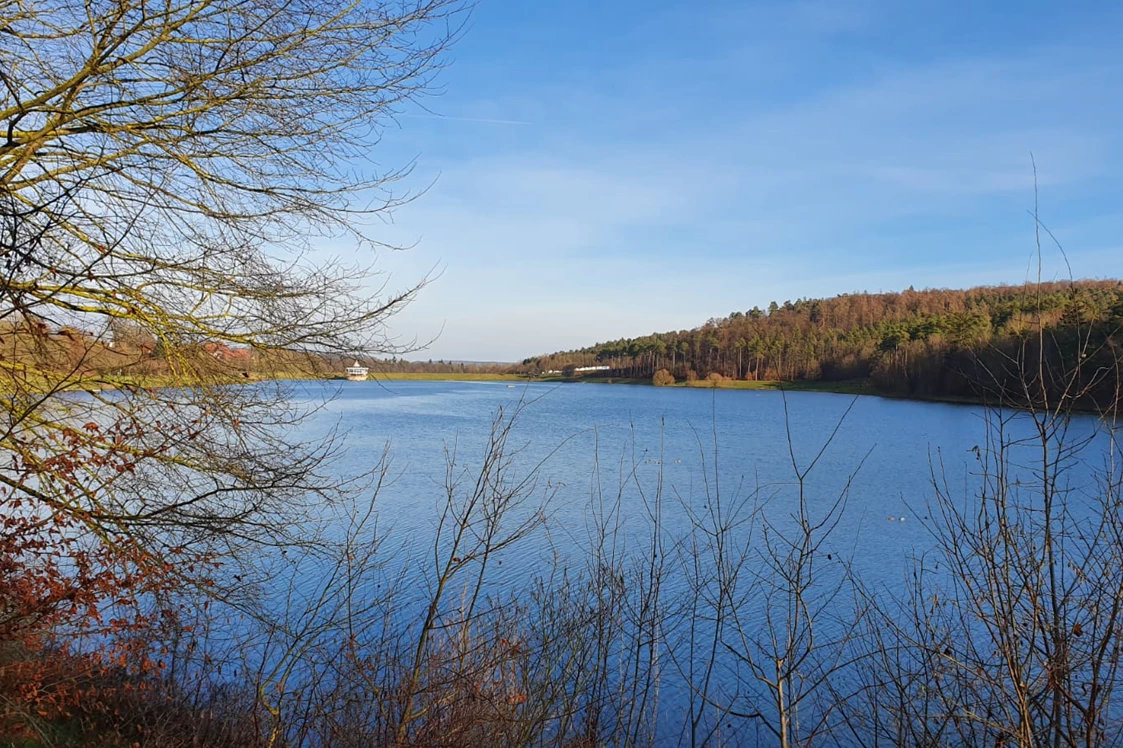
<box><xmin>270</xmin><ymin>379</ymin><xmax>1113</xmax><ymax>744</ymax></box>
<box><xmin>290</xmin><ymin>379</ymin><xmax>1099</xmax><ymax>580</ymax></box>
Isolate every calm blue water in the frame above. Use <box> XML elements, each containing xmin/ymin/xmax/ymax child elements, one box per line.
<box><xmin>272</xmin><ymin>379</ymin><xmax>1112</xmax><ymax>742</ymax></box>
<box><xmin>287</xmin><ymin>380</ymin><xmax>1093</xmax><ymax>577</ymax></box>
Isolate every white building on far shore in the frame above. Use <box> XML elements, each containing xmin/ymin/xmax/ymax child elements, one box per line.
<box><xmin>345</xmin><ymin>361</ymin><xmax>369</xmax><ymax>381</ymax></box>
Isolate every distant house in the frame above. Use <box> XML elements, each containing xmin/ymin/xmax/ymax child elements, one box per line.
<box><xmin>345</xmin><ymin>360</ymin><xmax>369</xmax><ymax>381</ymax></box>
<box><xmin>555</xmin><ymin>364</ymin><xmax>611</xmax><ymax>377</ymax></box>
<box><xmin>203</xmin><ymin>341</ymin><xmax>251</xmax><ymax>363</ymax></box>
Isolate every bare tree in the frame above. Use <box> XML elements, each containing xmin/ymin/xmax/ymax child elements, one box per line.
<box><xmin>0</xmin><ymin>0</ymin><xmax>466</xmax><ymax>729</ymax></box>
<box><xmin>846</xmin><ymin>190</ymin><xmax>1123</xmax><ymax>746</ymax></box>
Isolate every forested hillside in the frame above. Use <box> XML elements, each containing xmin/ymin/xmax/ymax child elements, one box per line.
<box><xmin>518</xmin><ymin>281</ymin><xmax>1123</xmax><ymax>407</ymax></box>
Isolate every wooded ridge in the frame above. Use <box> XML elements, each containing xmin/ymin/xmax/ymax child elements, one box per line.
<box><xmin>516</xmin><ymin>280</ymin><xmax>1123</xmax><ymax>408</ymax></box>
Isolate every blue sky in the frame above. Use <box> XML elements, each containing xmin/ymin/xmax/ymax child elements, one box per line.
<box><xmin>354</xmin><ymin>0</ymin><xmax>1123</xmax><ymax>362</ymax></box>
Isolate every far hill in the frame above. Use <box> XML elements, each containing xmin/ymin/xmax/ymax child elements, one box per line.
<box><xmin>515</xmin><ymin>281</ymin><xmax>1123</xmax><ymax>409</ymax></box>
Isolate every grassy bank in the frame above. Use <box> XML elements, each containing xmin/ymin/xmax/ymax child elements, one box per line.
<box><xmin>536</xmin><ymin>375</ymin><xmax>876</xmax><ymax>396</ymax></box>
<box><xmin>679</xmin><ymin>377</ymin><xmax>875</xmax><ymax>395</ymax></box>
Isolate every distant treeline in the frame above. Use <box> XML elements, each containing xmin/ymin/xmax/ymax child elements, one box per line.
<box><xmin>359</xmin><ymin>358</ymin><xmax>512</xmax><ymax>375</ymax></box>
<box><xmin>0</xmin><ymin>319</ymin><xmax>328</xmax><ymax>383</ymax></box>
<box><xmin>0</xmin><ymin>317</ymin><xmax>511</xmax><ymax>386</ymax></box>
<box><xmin>517</xmin><ymin>281</ymin><xmax>1123</xmax><ymax>407</ymax></box>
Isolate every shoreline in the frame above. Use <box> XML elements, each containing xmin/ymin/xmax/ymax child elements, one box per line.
<box><xmin>22</xmin><ymin>370</ymin><xmax>1103</xmax><ymax>415</ymax></box>
<box><xmin>529</xmin><ymin>376</ymin><xmax>1113</xmax><ymax>414</ymax></box>
<box><xmin>368</xmin><ymin>373</ymin><xmax>1101</xmax><ymax>414</ymax></box>
<box><xmin>370</xmin><ymin>372</ymin><xmax>985</xmax><ymax>407</ymax></box>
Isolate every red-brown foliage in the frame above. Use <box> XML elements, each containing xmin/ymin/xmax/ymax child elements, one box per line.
<box><xmin>0</xmin><ymin>420</ymin><xmax>215</xmax><ymax>741</ymax></box>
